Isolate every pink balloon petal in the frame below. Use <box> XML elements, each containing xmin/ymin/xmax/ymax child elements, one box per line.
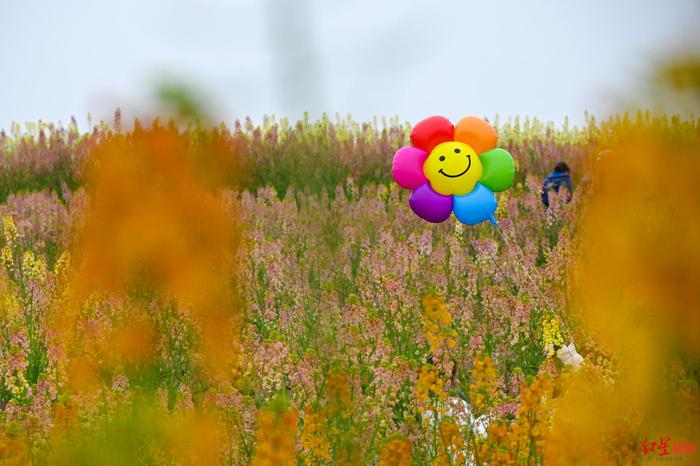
<box><xmin>392</xmin><ymin>146</ymin><xmax>428</xmax><ymax>189</ymax></box>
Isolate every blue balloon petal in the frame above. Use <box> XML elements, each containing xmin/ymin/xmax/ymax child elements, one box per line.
<box><xmin>453</xmin><ymin>183</ymin><xmax>498</xmax><ymax>225</ymax></box>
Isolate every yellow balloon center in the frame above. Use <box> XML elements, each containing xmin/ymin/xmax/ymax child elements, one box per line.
<box><xmin>423</xmin><ymin>141</ymin><xmax>482</xmax><ymax>195</ymax></box>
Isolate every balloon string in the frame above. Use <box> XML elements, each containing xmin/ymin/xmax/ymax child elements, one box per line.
<box><xmin>491</xmin><ymin>223</ymin><xmax>571</xmax><ymax>340</ymax></box>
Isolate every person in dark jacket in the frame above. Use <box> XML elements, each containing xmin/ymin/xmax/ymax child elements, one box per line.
<box><xmin>541</xmin><ymin>162</ymin><xmax>573</xmax><ymax>208</ymax></box>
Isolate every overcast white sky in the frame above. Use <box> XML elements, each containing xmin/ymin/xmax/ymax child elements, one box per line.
<box><xmin>1</xmin><ymin>0</ymin><xmax>699</xmax><ymax>131</ymax></box>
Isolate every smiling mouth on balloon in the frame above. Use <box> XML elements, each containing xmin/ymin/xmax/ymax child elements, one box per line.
<box><xmin>438</xmin><ymin>157</ymin><xmax>471</xmax><ymax>178</ymax></box>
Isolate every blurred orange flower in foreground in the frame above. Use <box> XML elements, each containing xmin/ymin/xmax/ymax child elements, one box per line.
<box><xmin>547</xmin><ymin>120</ymin><xmax>700</xmax><ymax>464</ymax></box>
<box><xmin>55</xmin><ymin>123</ymin><xmax>241</xmax><ymax>381</ymax></box>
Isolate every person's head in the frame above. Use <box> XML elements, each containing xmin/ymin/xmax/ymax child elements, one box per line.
<box><xmin>554</xmin><ymin>162</ymin><xmax>570</xmax><ymax>174</ymax></box>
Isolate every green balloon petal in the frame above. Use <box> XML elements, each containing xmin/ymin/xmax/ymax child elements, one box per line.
<box><xmin>479</xmin><ymin>148</ymin><xmax>515</xmax><ymax>192</ymax></box>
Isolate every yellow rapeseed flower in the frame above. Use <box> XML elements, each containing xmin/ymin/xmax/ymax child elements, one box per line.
<box><xmin>435</xmin><ymin>420</ymin><xmax>467</xmax><ymax>465</ymax></box>
<box><xmin>469</xmin><ymin>354</ymin><xmax>499</xmax><ymax>413</ymax></box>
<box><xmin>22</xmin><ymin>251</ymin><xmax>48</xmax><ymax>283</ymax></box>
<box><xmin>251</xmin><ymin>406</ymin><xmax>298</xmax><ymax>466</ymax></box>
<box><xmin>300</xmin><ymin>407</ymin><xmax>331</xmax><ymax>463</ymax></box>
<box><xmin>378</xmin><ymin>437</ymin><xmax>412</xmax><ymax>466</ymax></box>
<box><xmin>0</xmin><ymin>246</ymin><xmax>13</xmax><ymax>269</ymax></box>
<box><xmin>416</xmin><ymin>365</ymin><xmax>448</xmax><ymax>415</ymax></box>
<box><xmin>2</xmin><ymin>215</ymin><xmax>19</xmax><ymax>246</ymax></box>
<box><xmin>326</xmin><ymin>371</ymin><xmax>352</xmax><ymax>417</ymax></box>
<box><xmin>514</xmin><ymin>372</ymin><xmax>554</xmax><ymax>458</ymax></box>
<box><xmin>53</xmin><ymin>251</ymin><xmax>71</xmax><ymax>276</ymax></box>
<box><xmin>475</xmin><ymin>422</ymin><xmax>519</xmax><ymax>466</ymax></box>
<box><xmin>542</xmin><ymin>315</ymin><xmax>564</xmax><ymax>358</ymax></box>
<box><xmin>422</xmin><ymin>295</ymin><xmax>457</xmax><ymax>353</ymax></box>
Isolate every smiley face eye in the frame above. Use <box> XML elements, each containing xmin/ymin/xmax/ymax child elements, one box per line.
<box><xmin>454</xmin><ymin>148</ymin><xmax>461</xmax><ymax>154</ymax></box>
<box><xmin>439</xmin><ymin>155</ymin><xmax>446</xmax><ymax>162</ymax></box>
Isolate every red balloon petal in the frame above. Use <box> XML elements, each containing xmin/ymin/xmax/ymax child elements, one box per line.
<box><xmin>410</xmin><ymin>116</ymin><xmax>454</xmax><ymax>152</ymax></box>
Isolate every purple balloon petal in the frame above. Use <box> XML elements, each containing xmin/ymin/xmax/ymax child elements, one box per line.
<box><xmin>409</xmin><ymin>183</ymin><xmax>453</xmax><ymax>223</ymax></box>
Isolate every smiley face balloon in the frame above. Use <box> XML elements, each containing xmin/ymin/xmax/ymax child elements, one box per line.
<box><xmin>392</xmin><ymin>116</ymin><xmax>515</xmax><ymax>225</ymax></box>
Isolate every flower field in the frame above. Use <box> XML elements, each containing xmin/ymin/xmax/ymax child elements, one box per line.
<box><xmin>0</xmin><ymin>113</ymin><xmax>698</xmax><ymax>465</ymax></box>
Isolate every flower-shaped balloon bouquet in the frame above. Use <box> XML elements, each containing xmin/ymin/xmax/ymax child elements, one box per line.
<box><xmin>392</xmin><ymin>116</ymin><xmax>515</xmax><ymax>225</ymax></box>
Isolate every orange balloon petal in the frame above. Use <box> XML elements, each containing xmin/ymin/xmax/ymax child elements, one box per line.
<box><xmin>454</xmin><ymin>116</ymin><xmax>498</xmax><ymax>154</ymax></box>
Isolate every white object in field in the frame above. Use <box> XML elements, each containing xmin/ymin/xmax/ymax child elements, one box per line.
<box><xmin>556</xmin><ymin>342</ymin><xmax>584</xmax><ymax>369</ymax></box>
<box><xmin>422</xmin><ymin>397</ymin><xmax>489</xmax><ymax>436</ymax></box>
<box><xmin>422</xmin><ymin>397</ymin><xmax>488</xmax><ymax>466</ymax></box>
